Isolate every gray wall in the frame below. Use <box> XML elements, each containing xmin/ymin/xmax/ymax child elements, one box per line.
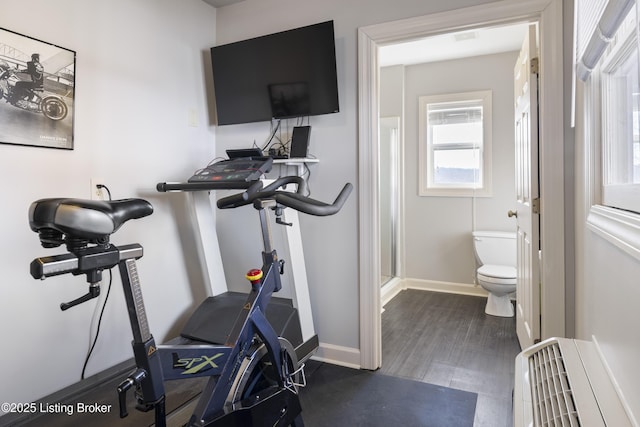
<box><xmin>0</xmin><ymin>0</ymin><xmax>219</xmax><ymax>409</ymax></box>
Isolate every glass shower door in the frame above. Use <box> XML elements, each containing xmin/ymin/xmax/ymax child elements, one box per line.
<box><xmin>379</xmin><ymin>117</ymin><xmax>399</xmax><ymax>287</ymax></box>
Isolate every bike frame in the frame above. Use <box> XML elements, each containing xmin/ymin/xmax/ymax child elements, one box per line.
<box><xmin>31</xmin><ymin>203</ymin><xmax>298</xmax><ymax>427</ymax></box>
<box><xmin>122</xmin><ymin>202</ymin><xmax>295</xmax><ymax>426</ymax></box>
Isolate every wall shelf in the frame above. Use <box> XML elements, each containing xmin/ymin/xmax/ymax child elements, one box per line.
<box><xmin>273</xmin><ymin>158</ymin><xmax>319</xmax><ymax>175</ymax></box>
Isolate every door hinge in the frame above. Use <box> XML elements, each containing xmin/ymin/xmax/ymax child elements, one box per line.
<box><xmin>532</xmin><ymin>197</ymin><xmax>541</xmax><ymax>214</ymax></box>
<box><xmin>530</xmin><ymin>57</ymin><xmax>539</xmax><ymax>74</ymax></box>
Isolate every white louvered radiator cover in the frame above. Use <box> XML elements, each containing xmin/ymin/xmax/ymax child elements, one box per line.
<box><xmin>528</xmin><ymin>341</ymin><xmax>580</xmax><ymax>425</ymax></box>
<box><xmin>514</xmin><ymin>337</ymin><xmax>633</xmax><ymax>427</ymax></box>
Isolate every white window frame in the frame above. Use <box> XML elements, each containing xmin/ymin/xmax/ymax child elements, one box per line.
<box><xmin>583</xmin><ymin>4</ymin><xmax>640</xmax><ymax>261</ymax></box>
<box><xmin>418</xmin><ymin>90</ymin><xmax>492</xmax><ymax>197</ymax></box>
<box><xmin>600</xmin><ymin>15</ymin><xmax>640</xmax><ymax>212</ymax></box>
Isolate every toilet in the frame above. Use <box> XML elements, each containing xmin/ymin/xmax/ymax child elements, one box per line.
<box><xmin>472</xmin><ymin>231</ymin><xmax>517</xmax><ymax>317</ymax></box>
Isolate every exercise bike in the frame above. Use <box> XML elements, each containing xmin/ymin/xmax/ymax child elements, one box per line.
<box><xmin>28</xmin><ymin>172</ymin><xmax>352</xmax><ymax>426</ymax></box>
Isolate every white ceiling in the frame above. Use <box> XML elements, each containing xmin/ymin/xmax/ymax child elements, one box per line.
<box><xmin>379</xmin><ymin>22</ymin><xmax>530</xmax><ymax>67</ymax></box>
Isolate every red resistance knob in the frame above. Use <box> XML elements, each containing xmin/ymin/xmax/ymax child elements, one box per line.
<box><xmin>245</xmin><ymin>269</ymin><xmax>263</xmax><ymax>285</ymax></box>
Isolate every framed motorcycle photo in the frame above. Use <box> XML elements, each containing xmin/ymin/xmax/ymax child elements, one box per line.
<box><xmin>0</xmin><ymin>27</ymin><xmax>75</xmax><ymax>150</ymax></box>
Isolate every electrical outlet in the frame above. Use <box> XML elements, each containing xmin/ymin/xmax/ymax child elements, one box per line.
<box><xmin>91</xmin><ymin>178</ymin><xmax>104</xmax><ymax>200</ymax></box>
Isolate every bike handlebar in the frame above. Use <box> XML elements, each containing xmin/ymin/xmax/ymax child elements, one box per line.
<box><xmin>217</xmin><ymin>178</ymin><xmax>352</xmax><ymax>216</ymax></box>
<box><xmin>243</xmin><ymin>180</ymin><xmax>264</xmax><ymax>200</ymax></box>
<box><xmin>272</xmin><ymin>184</ymin><xmax>352</xmax><ymax>216</ymax></box>
<box><xmin>157</xmin><ymin>176</ymin><xmax>351</xmax><ymax>216</ymax></box>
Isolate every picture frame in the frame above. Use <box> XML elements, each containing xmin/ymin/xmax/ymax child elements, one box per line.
<box><xmin>0</xmin><ymin>27</ymin><xmax>75</xmax><ymax>150</ymax></box>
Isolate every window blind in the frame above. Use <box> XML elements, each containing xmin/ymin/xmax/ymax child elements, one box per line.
<box><xmin>575</xmin><ymin>0</ymin><xmax>637</xmax><ymax>80</ymax></box>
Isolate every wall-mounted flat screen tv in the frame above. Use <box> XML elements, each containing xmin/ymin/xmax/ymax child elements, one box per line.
<box><xmin>211</xmin><ymin>20</ymin><xmax>339</xmax><ymax>125</ymax></box>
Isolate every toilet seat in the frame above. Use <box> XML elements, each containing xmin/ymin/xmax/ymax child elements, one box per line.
<box><xmin>477</xmin><ymin>264</ymin><xmax>516</xmax><ymax>285</ymax></box>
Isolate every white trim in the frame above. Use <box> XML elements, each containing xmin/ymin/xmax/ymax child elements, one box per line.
<box><xmin>599</xmin><ymin>14</ymin><xmax>640</xmax><ymax>213</ymax></box>
<box><xmin>382</xmin><ymin>278</ymin><xmax>489</xmax><ymax>308</ymax></box>
<box><xmin>381</xmin><ymin>277</ymin><xmax>405</xmax><ymax>307</ymax></box>
<box><xmin>358</xmin><ymin>0</ymin><xmax>566</xmax><ymax>370</ymax></box>
<box><xmin>537</xmin><ymin>0</ymin><xmax>566</xmax><ymax>340</ymax></box>
<box><xmin>587</xmin><ymin>205</ymin><xmax>640</xmax><ymax>261</ymax></box>
<box><xmin>403</xmin><ymin>278</ymin><xmax>489</xmax><ymax>297</ymax></box>
<box><xmin>358</xmin><ymin>27</ymin><xmax>383</xmax><ymax>371</ymax></box>
<box><xmin>359</xmin><ymin>0</ymin><xmax>552</xmax><ymax>44</ymax></box>
<box><xmin>603</xmin><ymin>185</ymin><xmax>640</xmax><ymax>213</ymax></box>
<box><xmin>580</xmin><ymin>7</ymin><xmax>640</xmax><ymax>262</ymax></box>
<box><xmin>312</xmin><ymin>343</ymin><xmax>361</xmax><ymax>369</ymax></box>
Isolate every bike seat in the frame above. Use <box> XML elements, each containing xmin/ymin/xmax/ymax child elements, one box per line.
<box><xmin>29</xmin><ymin>198</ymin><xmax>153</xmax><ymax>240</ymax></box>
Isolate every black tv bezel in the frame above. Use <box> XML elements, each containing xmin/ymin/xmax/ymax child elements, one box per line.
<box><xmin>210</xmin><ymin>20</ymin><xmax>339</xmax><ymax>126</ymax></box>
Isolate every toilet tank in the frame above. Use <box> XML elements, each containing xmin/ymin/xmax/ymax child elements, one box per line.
<box><xmin>472</xmin><ymin>231</ymin><xmax>516</xmax><ymax>266</ymax></box>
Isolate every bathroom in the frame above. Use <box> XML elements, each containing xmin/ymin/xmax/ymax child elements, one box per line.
<box><xmin>377</xmin><ymin>25</ymin><xmax>528</xmax><ymax>426</ymax></box>
<box><xmin>378</xmin><ymin>24</ymin><xmax>526</xmax><ymax>311</ymax></box>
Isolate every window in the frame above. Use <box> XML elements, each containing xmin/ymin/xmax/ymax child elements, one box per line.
<box><xmin>601</xmin><ymin>12</ymin><xmax>640</xmax><ymax>213</ymax></box>
<box><xmin>577</xmin><ymin>0</ymin><xmax>640</xmax><ymax>259</ymax></box>
<box><xmin>418</xmin><ymin>90</ymin><xmax>492</xmax><ymax>197</ymax></box>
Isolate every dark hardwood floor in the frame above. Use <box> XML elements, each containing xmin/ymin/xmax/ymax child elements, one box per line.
<box><xmin>380</xmin><ymin>289</ymin><xmax>521</xmax><ymax>427</ymax></box>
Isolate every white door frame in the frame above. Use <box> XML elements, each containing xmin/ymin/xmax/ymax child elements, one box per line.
<box><xmin>357</xmin><ymin>0</ymin><xmax>566</xmax><ymax>369</ymax></box>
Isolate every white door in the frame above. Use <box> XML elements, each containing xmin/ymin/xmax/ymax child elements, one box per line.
<box><xmin>513</xmin><ymin>24</ymin><xmax>541</xmax><ymax>349</ymax></box>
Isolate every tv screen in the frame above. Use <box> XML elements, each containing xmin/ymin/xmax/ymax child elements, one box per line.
<box><xmin>211</xmin><ymin>21</ymin><xmax>339</xmax><ymax>125</ymax></box>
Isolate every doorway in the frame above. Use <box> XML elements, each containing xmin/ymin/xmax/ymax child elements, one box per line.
<box><xmin>357</xmin><ymin>0</ymin><xmax>566</xmax><ymax>370</ymax></box>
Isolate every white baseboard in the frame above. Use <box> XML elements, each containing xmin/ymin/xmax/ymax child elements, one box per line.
<box><xmin>381</xmin><ymin>277</ymin><xmax>404</xmax><ymax>307</ymax></box>
<box><xmin>382</xmin><ymin>278</ymin><xmax>488</xmax><ymax>308</ymax></box>
<box><xmin>312</xmin><ymin>342</ymin><xmax>361</xmax><ymax>369</ymax></box>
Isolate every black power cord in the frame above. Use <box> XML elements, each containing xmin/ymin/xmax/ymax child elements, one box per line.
<box><xmin>81</xmin><ymin>269</ymin><xmax>112</xmax><ymax>380</ymax></box>
<box><xmin>81</xmin><ymin>183</ymin><xmax>113</xmax><ymax>380</ymax></box>
<box><xmin>96</xmin><ymin>184</ymin><xmax>112</xmax><ymax>201</ymax></box>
